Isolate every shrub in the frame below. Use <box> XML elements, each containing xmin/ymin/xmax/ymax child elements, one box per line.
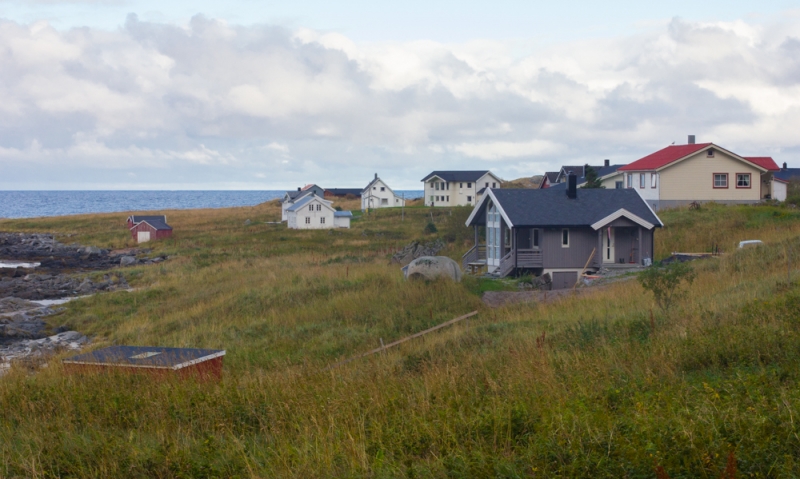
<box><xmin>638</xmin><ymin>261</ymin><xmax>696</xmax><ymax>313</ymax></box>
<box><xmin>424</xmin><ymin>222</ymin><xmax>438</xmax><ymax>234</ymax></box>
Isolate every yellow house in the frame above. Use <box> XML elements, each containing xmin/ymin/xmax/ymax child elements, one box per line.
<box><xmin>619</xmin><ymin>138</ymin><xmax>780</xmax><ymax>211</ymax></box>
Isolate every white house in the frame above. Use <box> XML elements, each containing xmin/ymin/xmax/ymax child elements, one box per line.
<box><xmin>361</xmin><ymin>174</ymin><xmax>405</xmax><ymax>210</ymax></box>
<box><xmin>280</xmin><ymin>184</ymin><xmax>325</xmax><ymax>221</ymax></box>
<box><xmin>421</xmin><ymin>171</ymin><xmax>502</xmax><ymax>207</ymax></box>
<box><xmin>286</xmin><ymin>195</ymin><xmax>351</xmax><ymax>229</ymax></box>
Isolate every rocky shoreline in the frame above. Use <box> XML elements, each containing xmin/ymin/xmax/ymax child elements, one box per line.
<box><xmin>0</xmin><ymin>232</ymin><xmax>164</xmax><ymax>374</ymax></box>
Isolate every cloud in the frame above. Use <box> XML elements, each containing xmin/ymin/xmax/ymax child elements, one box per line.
<box><xmin>0</xmin><ymin>14</ymin><xmax>799</xmax><ymax>189</ymax></box>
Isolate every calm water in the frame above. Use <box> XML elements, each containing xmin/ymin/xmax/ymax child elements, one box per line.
<box><xmin>0</xmin><ymin>190</ymin><xmax>424</xmax><ymax>219</ymax></box>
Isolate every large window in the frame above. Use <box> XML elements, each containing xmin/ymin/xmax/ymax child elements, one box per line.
<box><xmin>651</xmin><ymin>174</ymin><xmax>657</xmax><ymax>188</ymax></box>
<box><xmin>562</xmin><ymin>229</ymin><xmax>570</xmax><ymax>248</ymax></box>
<box><xmin>736</xmin><ymin>173</ymin><xmax>751</xmax><ymax>188</ymax></box>
<box><xmin>305</xmin><ymin>217</ymin><xmax>310</xmax><ymax>224</ymax></box>
<box><xmin>714</xmin><ymin>173</ymin><xmax>728</xmax><ymax>188</ymax></box>
<box><xmin>320</xmin><ymin>217</ymin><xmax>325</xmax><ymax>224</ymax></box>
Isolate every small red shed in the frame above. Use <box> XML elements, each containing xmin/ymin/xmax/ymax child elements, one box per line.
<box><xmin>62</xmin><ymin>346</ymin><xmax>225</xmax><ymax>380</ymax></box>
<box><xmin>127</xmin><ymin>215</ymin><xmax>172</xmax><ymax>243</ymax></box>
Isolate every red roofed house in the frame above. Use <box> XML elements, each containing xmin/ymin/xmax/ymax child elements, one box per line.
<box><xmin>618</xmin><ymin>136</ymin><xmax>780</xmax><ymax>210</ymax></box>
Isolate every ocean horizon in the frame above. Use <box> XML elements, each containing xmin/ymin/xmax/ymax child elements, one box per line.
<box><xmin>0</xmin><ymin>190</ymin><xmax>425</xmax><ymax>220</ymax></box>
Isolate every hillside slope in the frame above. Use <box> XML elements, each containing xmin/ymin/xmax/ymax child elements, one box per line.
<box><xmin>1</xmin><ymin>202</ymin><xmax>799</xmax><ymax>477</ymax></box>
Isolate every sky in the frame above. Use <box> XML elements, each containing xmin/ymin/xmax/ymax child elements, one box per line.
<box><xmin>0</xmin><ymin>0</ymin><xmax>799</xmax><ymax>190</ymax></box>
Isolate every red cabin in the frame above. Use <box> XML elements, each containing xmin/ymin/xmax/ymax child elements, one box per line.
<box><xmin>127</xmin><ymin>215</ymin><xmax>173</xmax><ymax>243</ymax></box>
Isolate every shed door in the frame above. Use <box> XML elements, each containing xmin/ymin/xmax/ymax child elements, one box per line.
<box><xmin>551</xmin><ymin>271</ymin><xmax>577</xmax><ymax>290</ymax></box>
<box><xmin>137</xmin><ymin>231</ymin><xmax>151</xmax><ymax>243</ymax></box>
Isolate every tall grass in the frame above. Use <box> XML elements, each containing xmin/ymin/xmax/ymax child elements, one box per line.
<box><xmin>0</xmin><ymin>202</ymin><xmax>799</xmax><ymax>476</ymax></box>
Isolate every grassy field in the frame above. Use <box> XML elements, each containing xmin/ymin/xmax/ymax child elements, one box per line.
<box><xmin>1</xmin><ymin>200</ymin><xmax>799</xmax><ymax>477</ymax></box>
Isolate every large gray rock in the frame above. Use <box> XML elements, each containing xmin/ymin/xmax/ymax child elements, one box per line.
<box><xmin>403</xmin><ymin>256</ymin><xmax>462</xmax><ymax>282</ymax></box>
<box><xmin>119</xmin><ymin>255</ymin><xmax>136</xmax><ymax>266</ymax></box>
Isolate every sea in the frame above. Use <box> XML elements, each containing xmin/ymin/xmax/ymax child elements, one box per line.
<box><xmin>0</xmin><ymin>190</ymin><xmax>424</xmax><ymax>219</ymax></box>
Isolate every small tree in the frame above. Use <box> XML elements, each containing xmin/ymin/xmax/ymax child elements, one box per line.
<box><xmin>638</xmin><ymin>261</ymin><xmax>696</xmax><ymax>314</ymax></box>
<box><xmin>581</xmin><ymin>164</ymin><xmax>605</xmax><ymax>188</ymax></box>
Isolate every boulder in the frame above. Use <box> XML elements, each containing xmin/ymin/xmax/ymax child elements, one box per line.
<box><xmin>119</xmin><ymin>256</ymin><xmax>136</xmax><ymax>266</ymax></box>
<box><xmin>403</xmin><ymin>256</ymin><xmax>462</xmax><ymax>282</ymax></box>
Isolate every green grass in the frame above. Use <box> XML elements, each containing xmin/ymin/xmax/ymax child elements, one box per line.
<box><xmin>0</xmin><ymin>202</ymin><xmax>799</xmax><ymax>477</ymax></box>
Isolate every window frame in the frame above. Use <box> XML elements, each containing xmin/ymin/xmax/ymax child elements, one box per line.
<box><xmin>736</xmin><ymin>173</ymin><xmax>752</xmax><ymax>189</ymax></box>
<box><xmin>615</xmin><ymin>181</ymin><xmax>623</xmax><ymax>189</ymax></box>
<box><xmin>651</xmin><ymin>173</ymin><xmax>657</xmax><ymax>188</ymax></box>
<box><xmin>626</xmin><ymin>173</ymin><xmax>632</xmax><ymax>188</ymax></box>
<box><xmin>320</xmin><ymin>217</ymin><xmax>325</xmax><ymax>224</ymax></box>
<box><xmin>561</xmin><ymin>228</ymin><xmax>570</xmax><ymax>248</ymax></box>
<box><xmin>639</xmin><ymin>173</ymin><xmax>646</xmax><ymax>189</ymax></box>
<box><xmin>305</xmin><ymin>217</ymin><xmax>310</xmax><ymax>224</ymax></box>
<box><xmin>713</xmin><ymin>173</ymin><xmax>729</xmax><ymax>189</ymax></box>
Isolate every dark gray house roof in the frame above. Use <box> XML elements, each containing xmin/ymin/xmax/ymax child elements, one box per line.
<box><xmin>421</xmin><ymin>171</ymin><xmax>492</xmax><ymax>182</ymax></box>
<box><xmin>775</xmin><ymin>168</ymin><xmax>800</xmax><ymax>182</ymax></box>
<box><xmin>550</xmin><ymin>164</ymin><xmax>625</xmax><ymax>189</ymax></box>
<box><xmin>128</xmin><ymin>215</ymin><xmax>167</xmax><ymax>224</ymax></box>
<box><xmin>466</xmin><ymin>188</ymin><xmax>662</xmax><ymax>229</ymax></box>
<box><xmin>139</xmin><ymin>219</ymin><xmax>172</xmax><ymax>230</ymax></box>
<box><xmin>325</xmin><ymin>188</ymin><xmax>362</xmax><ymax>196</ymax></box>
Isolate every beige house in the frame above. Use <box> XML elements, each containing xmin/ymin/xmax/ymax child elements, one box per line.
<box><xmin>361</xmin><ymin>174</ymin><xmax>405</xmax><ymax>210</ymax></box>
<box><xmin>421</xmin><ymin>170</ymin><xmax>502</xmax><ymax>207</ymax></box>
<box><xmin>619</xmin><ymin>138</ymin><xmax>780</xmax><ymax>210</ymax></box>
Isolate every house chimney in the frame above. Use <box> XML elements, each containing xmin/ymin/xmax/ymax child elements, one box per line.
<box><xmin>688</xmin><ymin>135</ymin><xmax>696</xmax><ymax>144</ymax></box>
<box><xmin>604</xmin><ymin>159</ymin><xmax>610</xmax><ymax>167</ymax></box>
<box><xmin>567</xmin><ymin>173</ymin><xmax>577</xmax><ymax>199</ymax></box>
<box><xmin>375</xmin><ymin>173</ymin><xmax>378</xmax><ymax>180</ymax></box>
<box><xmin>783</xmin><ymin>162</ymin><xmax>787</xmax><ymax>170</ymax></box>
<box><xmin>297</xmin><ymin>187</ymin><xmax>301</xmax><ymax>191</ymax></box>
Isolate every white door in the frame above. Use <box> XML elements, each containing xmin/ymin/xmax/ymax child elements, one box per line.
<box><xmin>487</xmin><ymin>202</ymin><xmax>501</xmax><ymax>268</ymax></box>
<box><xmin>603</xmin><ymin>227</ymin><xmax>615</xmax><ymax>264</ymax></box>
<box><xmin>137</xmin><ymin>231</ymin><xmax>151</xmax><ymax>243</ymax></box>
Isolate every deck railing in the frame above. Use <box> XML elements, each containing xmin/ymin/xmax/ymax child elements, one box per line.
<box><xmin>461</xmin><ymin>244</ymin><xmax>486</xmax><ymax>270</ymax></box>
<box><xmin>498</xmin><ymin>250</ymin><xmax>516</xmax><ymax>278</ymax></box>
<box><xmin>517</xmin><ymin>249</ymin><xmax>543</xmax><ymax>267</ymax></box>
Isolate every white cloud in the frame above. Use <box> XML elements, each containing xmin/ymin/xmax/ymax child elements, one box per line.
<box><xmin>0</xmin><ymin>13</ymin><xmax>799</xmax><ymax>189</ymax></box>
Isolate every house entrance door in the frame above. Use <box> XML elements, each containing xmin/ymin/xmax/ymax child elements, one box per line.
<box><xmin>486</xmin><ymin>202</ymin><xmax>501</xmax><ymax>269</ymax></box>
<box><xmin>603</xmin><ymin>227</ymin><xmax>615</xmax><ymax>264</ymax></box>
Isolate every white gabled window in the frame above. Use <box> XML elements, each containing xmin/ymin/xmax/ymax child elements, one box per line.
<box><xmin>562</xmin><ymin>229</ymin><xmax>569</xmax><ymax>248</ymax></box>
<box><xmin>308</xmin><ymin>205</ymin><xmax>313</xmax><ymax>211</ymax></box>
<box><xmin>320</xmin><ymin>217</ymin><xmax>325</xmax><ymax>224</ymax></box>
<box><xmin>305</xmin><ymin>217</ymin><xmax>310</xmax><ymax>224</ymax></box>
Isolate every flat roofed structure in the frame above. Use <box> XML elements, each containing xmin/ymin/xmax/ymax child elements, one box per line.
<box><xmin>63</xmin><ymin>346</ymin><xmax>225</xmax><ymax>380</ymax></box>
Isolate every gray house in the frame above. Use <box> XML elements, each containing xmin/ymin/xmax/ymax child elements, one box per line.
<box><xmin>463</xmin><ymin>175</ymin><xmax>663</xmax><ymax>289</ymax></box>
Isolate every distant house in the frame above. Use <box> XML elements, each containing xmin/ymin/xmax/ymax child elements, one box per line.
<box><xmin>618</xmin><ymin>137</ymin><xmax>780</xmax><ymax>210</ymax></box>
<box><xmin>463</xmin><ymin>175</ymin><xmax>662</xmax><ymax>287</ymax></box>
<box><xmin>773</xmin><ymin>163</ymin><xmax>800</xmax><ymax>202</ymax></box>
<box><xmin>281</xmin><ymin>184</ymin><xmax>325</xmax><ymax>221</ymax></box>
<box><xmin>538</xmin><ymin>172</ymin><xmax>559</xmax><ymax>189</ymax></box>
<box><xmin>548</xmin><ymin>161</ymin><xmax>626</xmax><ymax>190</ymax></box>
<box><xmin>127</xmin><ymin>215</ymin><xmax>172</xmax><ymax>243</ymax></box>
<box><xmin>361</xmin><ymin>174</ymin><xmax>405</xmax><ymax>210</ymax></box>
<box><xmin>421</xmin><ymin>170</ymin><xmax>502</xmax><ymax>207</ymax></box>
<box><xmin>286</xmin><ymin>195</ymin><xmax>351</xmax><ymax>230</ymax></box>
<box><xmin>324</xmin><ymin>188</ymin><xmax>362</xmax><ymax>199</ymax></box>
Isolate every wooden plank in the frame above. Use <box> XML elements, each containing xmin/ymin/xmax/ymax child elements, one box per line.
<box><xmin>327</xmin><ymin>311</ymin><xmax>479</xmax><ymax>369</ymax></box>
<box><xmin>574</xmin><ymin>247</ymin><xmax>596</xmax><ymax>289</ymax></box>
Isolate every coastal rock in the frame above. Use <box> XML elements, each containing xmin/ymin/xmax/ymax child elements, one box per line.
<box><xmin>120</xmin><ymin>256</ymin><xmax>136</xmax><ymax>266</ymax></box>
<box><xmin>403</xmin><ymin>256</ymin><xmax>462</xmax><ymax>282</ymax></box>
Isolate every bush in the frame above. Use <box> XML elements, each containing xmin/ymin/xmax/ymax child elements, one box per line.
<box><xmin>424</xmin><ymin>222</ymin><xmax>438</xmax><ymax>234</ymax></box>
<box><xmin>638</xmin><ymin>261</ymin><xmax>696</xmax><ymax>313</ymax></box>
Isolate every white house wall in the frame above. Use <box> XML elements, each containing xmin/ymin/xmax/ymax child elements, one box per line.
<box><xmin>362</xmin><ymin>179</ymin><xmax>405</xmax><ymax>209</ymax></box>
<box><xmin>288</xmin><ymin>200</ymin><xmax>336</xmax><ymax>230</ymax></box>
<box><xmin>423</xmin><ymin>173</ymin><xmax>500</xmax><ymax>207</ymax></box>
<box><xmin>772</xmin><ymin>181</ymin><xmax>787</xmax><ymax>202</ymax></box>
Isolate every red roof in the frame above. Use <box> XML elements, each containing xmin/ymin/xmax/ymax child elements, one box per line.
<box><xmin>619</xmin><ymin>143</ymin><xmax>711</xmax><ymax>171</ymax></box>
<box><xmin>743</xmin><ymin>157</ymin><xmax>780</xmax><ymax>171</ymax></box>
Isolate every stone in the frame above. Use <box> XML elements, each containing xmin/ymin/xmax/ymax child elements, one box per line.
<box><xmin>244</xmin><ymin>219</ymin><xmax>251</xmax><ymax>225</ymax></box>
<box><xmin>119</xmin><ymin>256</ymin><xmax>136</xmax><ymax>266</ymax></box>
<box><xmin>403</xmin><ymin>256</ymin><xmax>463</xmax><ymax>282</ymax></box>
<box><xmin>83</xmin><ymin>246</ymin><xmax>102</xmax><ymax>255</ymax></box>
